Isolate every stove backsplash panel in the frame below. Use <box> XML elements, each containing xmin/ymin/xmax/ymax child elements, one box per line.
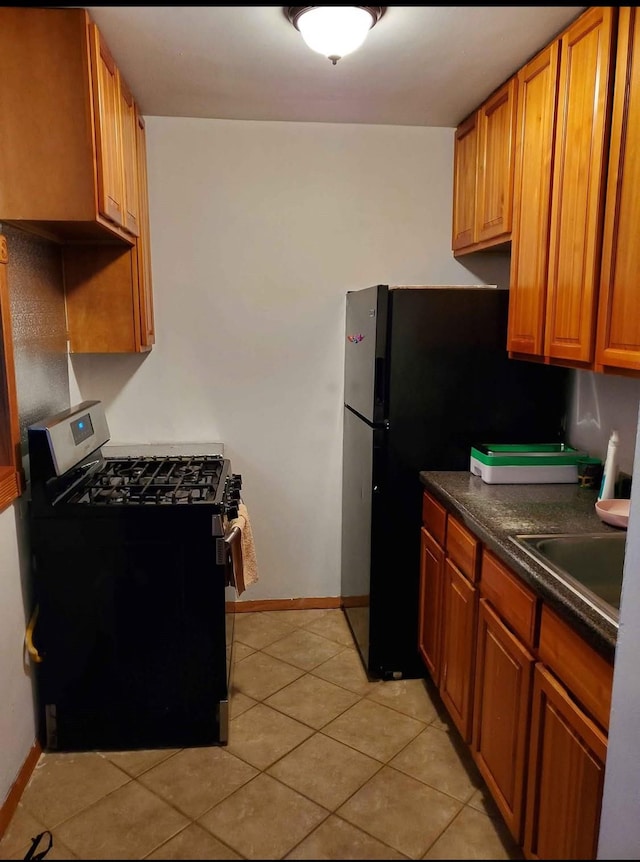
<box><xmin>2</xmin><ymin>225</ymin><xmax>70</xmax><ymax>461</ymax></box>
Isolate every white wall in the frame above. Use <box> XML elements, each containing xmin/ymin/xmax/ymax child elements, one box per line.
<box><xmin>0</xmin><ymin>500</ymin><xmax>36</xmax><ymax>800</ymax></box>
<box><xmin>567</xmin><ymin>369</ymin><xmax>640</xmax><ymax>476</ymax></box>
<box><xmin>70</xmin><ymin>117</ymin><xmax>496</xmax><ymax>602</ymax></box>
<box><xmin>598</xmin><ymin>404</ymin><xmax>640</xmax><ymax>858</ymax></box>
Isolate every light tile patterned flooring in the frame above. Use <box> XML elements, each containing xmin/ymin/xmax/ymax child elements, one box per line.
<box><xmin>0</xmin><ymin>609</ymin><xmax>523</xmax><ymax>860</ymax></box>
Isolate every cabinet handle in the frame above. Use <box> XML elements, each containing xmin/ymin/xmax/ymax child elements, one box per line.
<box><xmin>25</xmin><ymin>605</ymin><xmax>43</xmax><ymax>663</ymax></box>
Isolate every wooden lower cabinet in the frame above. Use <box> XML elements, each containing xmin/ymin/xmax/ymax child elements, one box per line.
<box><xmin>418</xmin><ymin>527</ymin><xmax>445</xmax><ymax>685</ymax></box>
<box><xmin>524</xmin><ymin>663</ymin><xmax>608</xmax><ymax>859</ymax></box>
<box><xmin>439</xmin><ymin>558</ymin><xmax>477</xmax><ymax>743</ymax></box>
<box><xmin>472</xmin><ymin>598</ymin><xmax>534</xmax><ymax>843</ymax></box>
<box><xmin>417</xmin><ymin>492</ymin><xmax>612</xmax><ymax>859</ymax></box>
<box><xmin>417</xmin><ymin>491</ymin><xmax>612</xmax><ymax>859</ymax></box>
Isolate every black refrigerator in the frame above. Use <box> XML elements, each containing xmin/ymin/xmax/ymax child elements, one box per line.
<box><xmin>341</xmin><ymin>285</ymin><xmax>570</xmax><ymax>680</ymax></box>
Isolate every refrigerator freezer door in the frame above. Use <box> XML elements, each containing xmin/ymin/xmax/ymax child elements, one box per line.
<box><xmin>344</xmin><ymin>285</ymin><xmax>388</xmax><ymax>424</ymax></box>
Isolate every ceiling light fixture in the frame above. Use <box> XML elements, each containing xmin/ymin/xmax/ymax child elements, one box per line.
<box><xmin>285</xmin><ymin>6</ymin><xmax>386</xmax><ymax>66</ymax></box>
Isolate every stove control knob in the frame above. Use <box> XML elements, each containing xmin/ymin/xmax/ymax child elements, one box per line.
<box><xmin>227</xmin><ymin>504</ymin><xmax>239</xmax><ymax>520</ymax></box>
<box><xmin>227</xmin><ymin>488</ymin><xmax>241</xmax><ymax>502</ymax></box>
<box><xmin>231</xmin><ymin>473</ymin><xmax>242</xmax><ymax>489</ymax></box>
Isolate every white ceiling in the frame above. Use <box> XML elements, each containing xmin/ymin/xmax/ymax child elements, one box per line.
<box><xmin>85</xmin><ymin>6</ymin><xmax>586</xmax><ymax>127</ymax></box>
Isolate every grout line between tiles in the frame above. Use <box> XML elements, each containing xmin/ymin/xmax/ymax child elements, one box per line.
<box><xmin>140</xmin><ymin>819</ymin><xmax>246</xmax><ymax>861</ymax></box>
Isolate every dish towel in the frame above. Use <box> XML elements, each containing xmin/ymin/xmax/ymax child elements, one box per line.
<box><xmin>228</xmin><ymin>502</ymin><xmax>258</xmax><ymax>597</ymax></box>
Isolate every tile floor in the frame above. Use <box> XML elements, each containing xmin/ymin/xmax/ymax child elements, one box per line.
<box><xmin>0</xmin><ymin>608</ymin><xmax>523</xmax><ymax>860</ymax></box>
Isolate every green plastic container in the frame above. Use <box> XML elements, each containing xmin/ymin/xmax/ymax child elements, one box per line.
<box><xmin>469</xmin><ymin>443</ymin><xmax>585</xmax><ymax>484</ymax></box>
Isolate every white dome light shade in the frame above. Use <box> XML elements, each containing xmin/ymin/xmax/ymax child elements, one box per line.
<box><xmin>296</xmin><ymin>7</ymin><xmax>376</xmax><ymax>63</ymax></box>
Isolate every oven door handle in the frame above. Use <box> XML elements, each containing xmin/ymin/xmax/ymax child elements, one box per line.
<box><xmin>224</xmin><ymin>523</ymin><xmax>246</xmax><ymax>594</ymax></box>
<box><xmin>25</xmin><ymin>604</ymin><xmax>44</xmax><ymax>663</ymax></box>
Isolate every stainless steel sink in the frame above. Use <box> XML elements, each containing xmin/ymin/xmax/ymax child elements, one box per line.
<box><xmin>510</xmin><ymin>532</ymin><xmax>626</xmax><ymax>625</ymax></box>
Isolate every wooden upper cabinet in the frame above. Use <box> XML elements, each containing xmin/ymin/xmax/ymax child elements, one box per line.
<box><xmin>544</xmin><ymin>6</ymin><xmax>616</xmax><ymax>365</ymax></box>
<box><xmin>88</xmin><ymin>21</ymin><xmax>142</xmax><ymax>240</ymax></box>
<box><xmin>118</xmin><ymin>77</ymin><xmax>141</xmax><ymax>238</ymax></box>
<box><xmin>452</xmin><ymin>113</ymin><xmax>478</xmax><ymax>251</ymax></box>
<box><xmin>0</xmin><ymin>7</ymin><xmax>142</xmax><ymax>244</ymax></box>
<box><xmin>507</xmin><ymin>41</ymin><xmax>560</xmax><ymax>357</ymax></box>
<box><xmin>135</xmin><ymin>115</ymin><xmax>155</xmax><ymax>349</ymax></box>
<box><xmin>89</xmin><ymin>24</ymin><xmax>125</xmax><ymax>229</ymax></box>
<box><xmin>475</xmin><ymin>77</ymin><xmax>517</xmax><ymax>245</ymax></box>
<box><xmin>596</xmin><ymin>6</ymin><xmax>640</xmax><ymax>374</ymax></box>
<box><xmin>63</xmin><ymin>112</ymin><xmax>154</xmax><ymax>354</ymax></box>
<box><xmin>452</xmin><ymin>77</ymin><xmax>517</xmax><ymax>255</ymax></box>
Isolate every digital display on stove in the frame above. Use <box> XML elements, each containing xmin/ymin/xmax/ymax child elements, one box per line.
<box><xmin>70</xmin><ymin>413</ymin><xmax>94</xmax><ymax>446</ymax></box>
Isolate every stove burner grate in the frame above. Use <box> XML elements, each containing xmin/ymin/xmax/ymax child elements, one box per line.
<box><xmin>66</xmin><ymin>455</ymin><xmax>226</xmax><ymax>506</ymax></box>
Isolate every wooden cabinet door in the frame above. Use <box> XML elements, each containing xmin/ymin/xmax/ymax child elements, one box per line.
<box><xmin>120</xmin><ymin>77</ymin><xmax>140</xmax><ymax>238</ymax></box>
<box><xmin>440</xmin><ymin>557</ymin><xmax>477</xmax><ymax>743</ymax></box>
<box><xmin>596</xmin><ymin>6</ymin><xmax>640</xmax><ymax>374</ymax></box>
<box><xmin>452</xmin><ymin>113</ymin><xmax>478</xmax><ymax>251</ymax></box>
<box><xmin>507</xmin><ymin>42</ymin><xmax>560</xmax><ymax>357</ymax></box>
<box><xmin>134</xmin><ymin>115</ymin><xmax>155</xmax><ymax>349</ymax></box>
<box><xmin>418</xmin><ymin>527</ymin><xmax>445</xmax><ymax>685</ymax></box>
<box><xmin>475</xmin><ymin>77</ymin><xmax>517</xmax><ymax>245</ymax></box>
<box><xmin>64</xmin><ymin>111</ymin><xmax>155</xmax><ymax>354</ymax></box>
<box><xmin>524</xmin><ymin>663</ymin><xmax>607</xmax><ymax>860</ymax></box>
<box><xmin>472</xmin><ymin>599</ymin><xmax>534</xmax><ymax>844</ymax></box>
<box><xmin>544</xmin><ymin>6</ymin><xmax>616</xmax><ymax>365</ymax></box>
<box><xmin>89</xmin><ymin>23</ymin><xmax>125</xmax><ymax>228</ymax></box>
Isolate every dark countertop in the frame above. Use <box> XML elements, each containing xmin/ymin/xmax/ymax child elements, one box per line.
<box><xmin>419</xmin><ymin>471</ymin><xmax>622</xmax><ymax>662</ymax></box>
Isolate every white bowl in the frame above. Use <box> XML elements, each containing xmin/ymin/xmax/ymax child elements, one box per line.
<box><xmin>595</xmin><ymin>498</ymin><xmax>630</xmax><ymax>529</ymax></box>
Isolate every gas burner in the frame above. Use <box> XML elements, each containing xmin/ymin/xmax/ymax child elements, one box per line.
<box><xmin>174</xmin><ymin>465</ymin><xmax>198</xmax><ymax>477</ymax></box>
<box><xmin>96</xmin><ymin>486</ymin><xmax>130</xmax><ymax>503</ymax></box>
<box><xmin>102</xmin><ymin>476</ymin><xmax>127</xmax><ymax>488</ymax></box>
<box><xmin>120</xmin><ymin>465</ymin><xmax>146</xmax><ymax>479</ymax></box>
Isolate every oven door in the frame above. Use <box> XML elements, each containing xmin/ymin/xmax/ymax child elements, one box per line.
<box><xmin>30</xmin><ymin>510</ymin><xmax>229</xmax><ymax>751</ymax></box>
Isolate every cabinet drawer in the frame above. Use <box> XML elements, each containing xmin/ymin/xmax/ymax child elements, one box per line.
<box><xmin>422</xmin><ymin>491</ymin><xmax>447</xmax><ymax>547</ymax></box>
<box><xmin>446</xmin><ymin>514</ymin><xmax>480</xmax><ymax>582</ymax></box>
<box><xmin>481</xmin><ymin>550</ymin><xmax>538</xmax><ymax>648</ymax></box>
<box><xmin>538</xmin><ymin>604</ymin><xmax>613</xmax><ymax>732</ymax></box>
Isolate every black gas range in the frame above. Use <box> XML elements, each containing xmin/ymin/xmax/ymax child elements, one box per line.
<box><xmin>26</xmin><ymin>401</ymin><xmax>242</xmax><ymax>752</ymax></box>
